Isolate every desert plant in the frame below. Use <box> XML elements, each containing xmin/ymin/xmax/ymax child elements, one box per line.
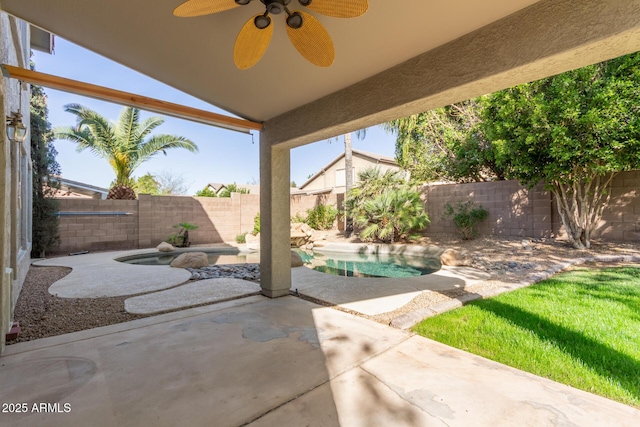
<box><xmin>235</xmin><ymin>232</ymin><xmax>247</xmax><ymax>244</ymax></box>
<box><xmin>291</xmin><ymin>212</ymin><xmax>306</xmax><ymax>223</ymax></box>
<box><xmin>444</xmin><ymin>200</ymin><xmax>488</xmax><ymax>240</ymax></box>
<box><xmin>252</xmin><ymin>212</ymin><xmax>260</xmax><ymax>235</ymax></box>
<box><xmin>354</xmin><ymin>188</ymin><xmax>430</xmax><ymax>243</ymax></box>
<box><xmin>305</xmin><ymin>204</ymin><xmax>338</xmax><ymax>230</ymax></box>
<box><xmin>168</xmin><ymin>222</ymin><xmax>199</xmax><ymax>247</ymax></box>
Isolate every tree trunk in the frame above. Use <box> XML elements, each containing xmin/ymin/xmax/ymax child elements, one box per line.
<box><xmin>344</xmin><ymin>133</ymin><xmax>354</xmax><ymax>235</ymax></box>
<box><xmin>552</xmin><ymin>172</ymin><xmax>615</xmax><ymax>249</ymax></box>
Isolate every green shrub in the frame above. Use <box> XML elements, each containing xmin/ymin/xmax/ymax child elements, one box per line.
<box><xmin>305</xmin><ymin>204</ymin><xmax>338</xmax><ymax>230</ymax></box>
<box><xmin>291</xmin><ymin>213</ymin><xmax>306</xmax><ymax>223</ymax></box>
<box><xmin>354</xmin><ymin>188</ymin><xmax>430</xmax><ymax>243</ymax></box>
<box><xmin>235</xmin><ymin>232</ymin><xmax>247</xmax><ymax>244</ymax></box>
<box><xmin>252</xmin><ymin>212</ymin><xmax>260</xmax><ymax>235</ymax></box>
<box><xmin>444</xmin><ymin>200</ymin><xmax>488</xmax><ymax>240</ymax></box>
<box><xmin>195</xmin><ymin>186</ymin><xmax>217</xmax><ymax>197</ymax></box>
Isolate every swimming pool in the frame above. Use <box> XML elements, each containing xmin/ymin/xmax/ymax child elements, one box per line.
<box><xmin>117</xmin><ymin>250</ymin><xmax>258</xmax><ymax>266</ymax></box>
<box><xmin>294</xmin><ymin>249</ymin><xmax>441</xmax><ymax>278</ymax></box>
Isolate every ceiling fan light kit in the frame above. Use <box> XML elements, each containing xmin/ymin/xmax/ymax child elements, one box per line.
<box><xmin>174</xmin><ymin>0</ymin><xmax>368</xmax><ymax>69</ymax></box>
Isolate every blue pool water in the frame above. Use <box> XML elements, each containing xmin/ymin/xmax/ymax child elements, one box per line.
<box><xmin>118</xmin><ymin>250</ymin><xmax>257</xmax><ymax>266</ymax></box>
<box><xmin>295</xmin><ymin>249</ymin><xmax>441</xmax><ymax>278</ymax></box>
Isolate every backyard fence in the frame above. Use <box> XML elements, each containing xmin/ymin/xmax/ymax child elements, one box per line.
<box><xmin>54</xmin><ymin>171</ymin><xmax>639</xmax><ymax>253</ymax></box>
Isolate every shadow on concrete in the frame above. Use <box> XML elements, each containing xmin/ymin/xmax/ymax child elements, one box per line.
<box><xmin>0</xmin><ymin>296</ymin><xmax>412</xmax><ymax>426</ymax></box>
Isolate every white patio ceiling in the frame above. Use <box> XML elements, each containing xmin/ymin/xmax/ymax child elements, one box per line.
<box><xmin>2</xmin><ymin>0</ymin><xmax>540</xmax><ymax>123</ymax></box>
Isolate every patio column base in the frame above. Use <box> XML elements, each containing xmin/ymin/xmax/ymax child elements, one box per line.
<box><xmin>260</xmin><ymin>288</ymin><xmax>291</xmax><ymax>299</ymax></box>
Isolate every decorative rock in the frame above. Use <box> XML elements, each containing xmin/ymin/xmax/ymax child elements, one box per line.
<box><xmin>291</xmin><ymin>222</ymin><xmax>313</xmax><ymax>247</ymax></box>
<box><xmin>170</xmin><ymin>252</ymin><xmax>209</xmax><ymax>268</ymax></box>
<box><xmin>291</xmin><ymin>251</ymin><xmax>304</xmax><ymax>267</ymax></box>
<box><xmin>440</xmin><ymin>248</ymin><xmax>472</xmax><ymax>266</ymax></box>
<box><xmin>245</xmin><ymin>233</ymin><xmax>260</xmax><ymax>251</ymax></box>
<box><xmin>157</xmin><ymin>242</ymin><xmax>175</xmax><ymax>252</ymax></box>
<box><xmin>521</xmin><ymin>239</ymin><xmax>533</xmax><ymax>251</ymax></box>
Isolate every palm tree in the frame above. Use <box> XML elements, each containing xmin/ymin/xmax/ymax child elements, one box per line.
<box><xmin>55</xmin><ymin>104</ymin><xmax>198</xmax><ymax>199</ymax></box>
<box><xmin>354</xmin><ymin>188</ymin><xmax>429</xmax><ymax>243</ymax></box>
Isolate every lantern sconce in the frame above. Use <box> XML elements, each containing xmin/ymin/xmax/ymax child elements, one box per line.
<box><xmin>6</xmin><ymin>111</ymin><xmax>28</xmax><ymax>143</ymax></box>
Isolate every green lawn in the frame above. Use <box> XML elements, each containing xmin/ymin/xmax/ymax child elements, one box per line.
<box><xmin>412</xmin><ymin>266</ymin><xmax>640</xmax><ymax>408</ymax></box>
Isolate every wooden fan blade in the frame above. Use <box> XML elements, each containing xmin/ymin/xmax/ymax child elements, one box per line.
<box><xmin>234</xmin><ymin>15</ymin><xmax>274</xmax><ymax>69</ymax></box>
<box><xmin>287</xmin><ymin>11</ymin><xmax>334</xmax><ymax>67</ymax></box>
<box><xmin>174</xmin><ymin>0</ymin><xmax>239</xmax><ymax>17</ymax></box>
<box><xmin>305</xmin><ymin>0</ymin><xmax>368</xmax><ymax>18</ymax></box>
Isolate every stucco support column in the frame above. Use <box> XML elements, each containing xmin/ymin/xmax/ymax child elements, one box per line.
<box><xmin>259</xmin><ymin>133</ymin><xmax>291</xmax><ymax>298</ymax></box>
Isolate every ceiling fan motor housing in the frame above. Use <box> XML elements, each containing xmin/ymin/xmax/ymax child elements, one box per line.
<box><xmin>261</xmin><ymin>0</ymin><xmax>291</xmax><ymax>15</ymax></box>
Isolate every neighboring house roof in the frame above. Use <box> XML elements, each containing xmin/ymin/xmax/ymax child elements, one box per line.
<box><xmin>49</xmin><ymin>177</ymin><xmax>109</xmax><ymax>199</ymax></box>
<box><xmin>206</xmin><ymin>183</ymin><xmax>260</xmax><ymax>195</ymax></box>
<box><xmin>299</xmin><ymin>149</ymin><xmax>397</xmax><ymax>190</ymax></box>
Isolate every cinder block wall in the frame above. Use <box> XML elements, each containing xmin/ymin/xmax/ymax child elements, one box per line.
<box><xmin>54</xmin><ymin>173</ymin><xmax>638</xmax><ymax>253</ymax></box>
<box><xmin>599</xmin><ymin>170</ymin><xmax>640</xmax><ymax>241</ymax></box>
<box><xmin>55</xmin><ymin>193</ymin><xmax>336</xmax><ymax>253</ymax></box>
<box><xmin>57</xmin><ymin>199</ymin><xmax>138</xmax><ymax>253</ymax></box>
<box><xmin>426</xmin><ymin>171</ymin><xmax>638</xmax><ymax>242</ymax></box>
<box><xmin>551</xmin><ymin>170</ymin><xmax>640</xmax><ymax>241</ymax></box>
<box><xmin>423</xmin><ymin>181</ymin><xmax>552</xmax><ymax>238</ymax></box>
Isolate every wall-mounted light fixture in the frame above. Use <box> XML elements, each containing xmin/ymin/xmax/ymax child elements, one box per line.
<box><xmin>6</xmin><ymin>111</ymin><xmax>27</xmax><ymax>143</ymax></box>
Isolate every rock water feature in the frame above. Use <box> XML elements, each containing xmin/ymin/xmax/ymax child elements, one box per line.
<box><xmin>187</xmin><ymin>264</ymin><xmax>260</xmax><ymax>281</ymax></box>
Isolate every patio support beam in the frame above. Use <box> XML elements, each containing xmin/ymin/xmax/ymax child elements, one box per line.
<box><xmin>0</xmin><ymin>64</ymin><xmax>263</xmax><ymax>134</ymax></box>
<box><xmin>263</xmin><ymin>0</ymin><xmax>640</xmax><ymax>149</ymax></box>
<box><xmin>259</xmin><ymin>136</ymin><xmax>291</xmax><ymax>298</ymax></box>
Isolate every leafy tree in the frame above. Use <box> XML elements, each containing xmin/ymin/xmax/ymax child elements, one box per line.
<box><xmin>385</xmin><ymin>100</ymin><xmax>503</xmax><ymax>183</ymax></box>
<box><xmin>290</xmin><ymin>181</ymin><xmax>297</xmax><ymax>188</ymax></box>
<box><xmin>30</xmin><ymin>81</ymin><xmax>60</xmax><ymax>257</ymax></box>
<box><xmin>55</xmin><ymin>104</ymin><xmax>198</xmax><ymax>199</ymax></box>
<box><xmin>218</xmin><ymin>183</ymin><xmax>249</xmax><ymax>197</ymax></box>
<box><xmin>195</xmin><ymin>186</ymin><xmax>217</xmax><ymax>197</ymax></box>
<box><xmin>345</xmin><ymin>167</ymin><xmax>429</xmax><ymax>243</ymax></box>
<box><xmin>481</xmin><ymin>52</ymin><xmax>640</xmax><ymax>249</ymax></box>
<box><xmin>135</xmin><ymin>173</ymin><xmax>160</xmax><ymax>195</ymax></box>
<box><xmin>155</xmin><ymin>169</ymin><xmax>188</xmax><ymax>195</ymax></box>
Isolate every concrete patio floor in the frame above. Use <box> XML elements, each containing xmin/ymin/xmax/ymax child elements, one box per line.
<box><xmin>2</xmin><ymin>295</ymin><xmax>638</xmax><ymax>427</ymax></box>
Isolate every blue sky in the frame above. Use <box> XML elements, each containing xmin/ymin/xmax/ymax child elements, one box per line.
<box><xmin>32</xmin><ymin>38</ymin><xmax>398</xmax><ymax>194</ymax></box>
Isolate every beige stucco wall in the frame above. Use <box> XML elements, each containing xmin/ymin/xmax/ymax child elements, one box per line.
<box><xmin>0</xmin><ymin>10</ymin><xmax>31</xmax><ymax>353</ymax></box>
<box><xmin>302</xmin><ymin>153</ymin><xmax>401</xmax><ymax>194</ymax></box>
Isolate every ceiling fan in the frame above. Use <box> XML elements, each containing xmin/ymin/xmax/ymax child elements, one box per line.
<box><xmin>173</xmin><ymin>0</ymin><xmax>369</xmax><ymax>69</ymax></box>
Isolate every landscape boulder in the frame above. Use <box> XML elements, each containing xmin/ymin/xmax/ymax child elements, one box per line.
<box><xmin>440</xmin><ymin>248</ymin><xmax>472</xmax><ymax>267</ymax></box>
<box><xmin>170</xmin><ymin>252</ymin><xmax>209</xmax><ymax>269</ymax></box>
<box><xmin>291</xmin><ymin>250</ymin><xmax>304</xmax><ymax>267</ymax></box>
<box><xmin>290</xmin><ymin>222</ymin><xmax>313</xmax><ymax>247</ymax></box>
<box><xmin>157</xmin><ymin>242</ymin><xmax>175</xmax><ymax>252</ymax></box>
<box><xmin>245</xmin><ymin>233</ymin><xmax>260</xmax><ymax>251</ymax></box>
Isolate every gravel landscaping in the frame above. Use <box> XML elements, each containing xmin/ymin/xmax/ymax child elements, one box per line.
<box><xmin>8</xmin><ymin>234</ymin><xmax>640</xmax><ymax>345</ymax></box>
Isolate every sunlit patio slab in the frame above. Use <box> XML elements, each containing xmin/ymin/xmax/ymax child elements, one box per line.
<box><xmin>124</xmin><ymin>278</ymin><xmax>261</xmax><ymax>314</ymax></box>
<box><xmin>33</xmin><ymin>249</ymin><xmax>191</xmax><ymax>298</ymax></box>
<box><xmin>292</xmin><ymin>265</ymin><xmax>489</xmax><ymax>316</ymax></box>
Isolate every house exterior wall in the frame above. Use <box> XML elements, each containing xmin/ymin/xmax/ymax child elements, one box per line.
<box><xmin>0</xmin><ymin>11</ymin><xmax>31</xmax><ymax>354</ymax></box>
<box><xmin>301</xmin><ymin>153</ymin><xmax>401</xmax><ymax>194</ymax></box>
